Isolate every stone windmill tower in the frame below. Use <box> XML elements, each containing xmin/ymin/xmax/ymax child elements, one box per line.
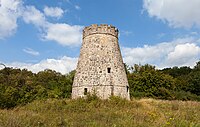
<box><xmin>72</xmin><ymin>24</ymin><xmax>130</xmax><ymax>100</ymax></box>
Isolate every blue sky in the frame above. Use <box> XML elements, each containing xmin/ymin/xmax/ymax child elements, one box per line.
<box><xmin>0</xmin><ymin>0</ymin><xmax>200</xmax><ymax>74</ymax></box>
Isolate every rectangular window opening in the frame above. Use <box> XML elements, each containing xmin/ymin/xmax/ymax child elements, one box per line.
<box><xmin>126</xmin><ymin>86</ymin><xmax>129</xmax><ymax>93</ymax></box>
<box><xmin>84</xmin><ymin>88</ymin><xmax>87</xmax><ymax>95</ymax></box>
<box><xmin>107</xmin><ymin>68</ymin><xmax>111</xmax><ymax>73</ymax></box>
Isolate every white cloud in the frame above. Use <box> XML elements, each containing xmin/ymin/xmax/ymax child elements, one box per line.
<box><xmin>5</xmin><ymin>56</ymin><xmax>78</xmax><ymax>74</ymax></box>
<box><xmin>22</xmin><ymin>5</ymin><xmax>82</xmax><ymax>46</ymax></box>
<box><xmin>157</xmin><ymin>33</ymin><xmax>166</xmax><ymax>39</ymax></box>
<box><xmin>75</xmin><ymin>5</ymin><xmax>81</xmax><ymax>10</ymax></box>
<box><xmin>122</xmin><ymin>37</ymin><xmax>200</xmax><ymax>68</ymax></box>
<box><xmin>166</xmin><ymin>43</ymin><xmax>200</xmax><ymax>67</ymax></box>
<box><xmin>44</xmin><ymin>6</ymin><xmax>64</xmax><ymax>18</ymax></box>
<box><xmin>0</xmin><ymin>1</ymin><xmax>82</xmax><ymax>47</ymax></box>
<box><xmin>0</xmin><ymin>0</ymin><xmax>22</xmax><ymax>39</ymax></box>
<box><xmin>43</xmin><ymin>23</ymin><xmax>83</xmax><ymax>46</ymax></box>
<box><xmin>23</xmin><ymin>6</ymin><xmax>47</xmax><ymax>27</ymax></box>
<box><xmin>121</xmin><ymin>30</ymin><xmax>133</xmax><ymax>36</ymax></box>
<box><xmin>23</xmin><ymin>48</ymin><xmax>40</xmax><ymax>56</ymax></box>
<box><xmin>143</xmin><ymin>0</ymin><xmax>200</xmax><ymax>28</ymax></box>
<box><xmin>0</xmin><ymin>63</ymin><xmax>6</xmax><ymax>70</ymax></box>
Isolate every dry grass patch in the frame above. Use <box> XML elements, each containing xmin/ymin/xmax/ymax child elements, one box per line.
<box><xmin>0</xmin><ymin>97</ymin><xmax>199</xmax><ymax>127</ymax></box>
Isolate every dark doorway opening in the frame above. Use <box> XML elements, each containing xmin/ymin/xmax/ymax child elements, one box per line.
<box><xmin>84</xmin><ymin>88</ymin><xmax>87</xmax><ymax>95</ymax></box>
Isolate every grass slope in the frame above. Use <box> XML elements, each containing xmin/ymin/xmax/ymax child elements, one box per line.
<box><xmin>0</xmin><ymin>97</ymin><xmax>200</xmax><ymax>127</ymax></box>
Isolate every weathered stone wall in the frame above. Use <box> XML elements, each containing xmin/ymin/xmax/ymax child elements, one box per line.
<box><xmin>72</xmin><ymin>24</ymin><xmax>130</xmax><ymax>100</ymax></box>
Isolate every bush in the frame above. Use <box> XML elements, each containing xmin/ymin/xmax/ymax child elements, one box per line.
<box><xmin>172</xmin><ymin>91</ymin><xmax>200</xmax><ymax>101</ymax></box>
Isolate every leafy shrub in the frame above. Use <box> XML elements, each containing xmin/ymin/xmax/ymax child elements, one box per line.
<box><xmin>172</xmin><ymin>91</ymin><xmax>200</xmax><ymax>101</ymax></box>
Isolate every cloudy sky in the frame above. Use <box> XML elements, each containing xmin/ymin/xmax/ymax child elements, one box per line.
<box><xmin>0</xmin><ymin>0</ymin><xmax>200</xmax><ymax>74</ymax></box>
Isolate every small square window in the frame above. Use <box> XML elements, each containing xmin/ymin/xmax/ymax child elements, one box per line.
<box><xmin>107</xmin><ymin>68</ymin><xmax>111</xmax><ymax>73</ymax></box>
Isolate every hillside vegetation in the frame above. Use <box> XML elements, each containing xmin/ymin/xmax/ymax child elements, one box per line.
<box><xmin>0</xmin><ymin>96</ymin><xmax>199</xmax><ymax>127</ymax></box>
<box><xmin>0</xmin><ymin>62</ymin><xmax>200</xmax><ymax>127</ymax></box>
<box><xmin>0</xmin><ymin>62</ymin><xmax>200</xmax><ymax>109</ymax></box>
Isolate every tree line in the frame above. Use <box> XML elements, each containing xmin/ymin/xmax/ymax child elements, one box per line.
<box><xmin>0</xmin><ymin>62</ymin><xmax>200</xmax><ymax>108</ymax></box>
<box><xmin>0</xmin><ymin>69</ymin><xmax>75</xmax><ymax>108</ymax></box>
<box><xmin>127</xmin><ymin>62</ymin><xmax>200</xmax><ymax>101</ymax></box>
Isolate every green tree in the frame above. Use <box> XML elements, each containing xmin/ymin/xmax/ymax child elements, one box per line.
<box><xmin>128</xmin><ymin>64</ymin><xmax>175</xmax><ymax>99</ymax></box>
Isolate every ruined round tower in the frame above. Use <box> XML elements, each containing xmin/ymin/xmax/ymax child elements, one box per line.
<box><xmin>72</xmin><ymin>24</ymin><xmax>130</xmax><ymax>100</ymax></box>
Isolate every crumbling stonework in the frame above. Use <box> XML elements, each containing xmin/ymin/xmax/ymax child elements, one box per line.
<box><xmin>72</xmin><ymin>24</ymin><xmax>130</xmax><ymax>100</ymax></box>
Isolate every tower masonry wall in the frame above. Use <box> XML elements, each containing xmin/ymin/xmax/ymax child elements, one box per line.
<box><xmin>83</xmin><ymin>24</ymin><xmax>118</xmax><ymax>39</ymax></box>
<box><xmin>72</xmin><ymin>24</ymin><xmax>130</xmax><ymax>100</ymax></box>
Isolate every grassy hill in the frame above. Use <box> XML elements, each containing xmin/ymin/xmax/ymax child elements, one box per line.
<box><xmin>0</xmin><ymin>97</ymin><xmax>199</xmax><ymax>127</ymax></box>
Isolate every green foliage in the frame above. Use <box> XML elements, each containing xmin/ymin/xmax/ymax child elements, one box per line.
<box><xmin>128</xmin><ymin>64</ymin><xmax>176</xmax><ymax>99</ymax></box>
<box><xmin>85</xmin><ymin>93</ymin><xmax>100</xmax><ymax>102</ymax></box>
<box><xmin>161</xmin><ymin>66</ymin><xmax>192</xmax><ymax>78</ymax></box>
<box><xmin>171</xmin><ymin>91</ymin><xmax>200</xmax><ymax>101</ymax></box>
<box><xmin>194</xmin><ymin>61</ymin><xmax>200</xmax><ymax>71</ymax></box>
<box><xmin>0</xmin><ymin>68</ymin><xmax>74</xmax><ymax>109</ymax></box>
<box><xmin>187</xmin><ymin>71</ymin><xmax>200</xmax><ymax>96</ymax></box>
<box><xmin>128</xmin><ymin>63</ymin><xmax>200</xmax><ymax>101</ymax></box>
<box><xmin>1</xmin><ymin>60</ymin><xmax>200</xmax><ymax>109</ymax></box>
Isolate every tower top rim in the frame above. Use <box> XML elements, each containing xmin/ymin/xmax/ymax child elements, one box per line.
<box><xmin>83</xmin><ymin>24</ymin><xmax>118</xmax><ymax>38</ymax></box>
